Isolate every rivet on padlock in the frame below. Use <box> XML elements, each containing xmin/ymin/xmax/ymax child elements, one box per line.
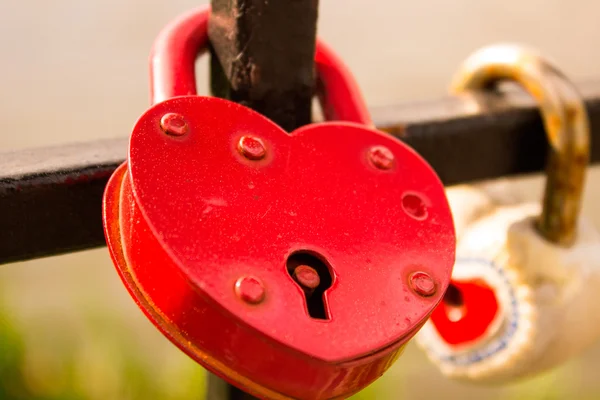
<box><xmin>417</xmin><ymin>43</ymin><xmax>600</xmax><ymax>383</ymax></box>
<box><xmin>102</xmin><ymin>6</ymin><xmax>456</xmax><ymax>399</ymax></box>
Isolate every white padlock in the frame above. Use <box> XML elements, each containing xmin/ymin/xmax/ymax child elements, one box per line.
<box><xmin>417</xmin><ymin>43</ymin><xmax>600</xmax><ymax>383</ymax></box>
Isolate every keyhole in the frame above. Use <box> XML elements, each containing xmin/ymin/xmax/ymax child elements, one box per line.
<box><xmin>287</xmin><ymin>251</ymin><xmax>333</xmax><ymax>320</ymax></box>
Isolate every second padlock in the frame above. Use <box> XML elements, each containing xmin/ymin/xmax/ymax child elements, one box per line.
<box><xmin>417</xmin><ymin>43</ymin><xmax>600</xmax><ymax>384</ymax></box>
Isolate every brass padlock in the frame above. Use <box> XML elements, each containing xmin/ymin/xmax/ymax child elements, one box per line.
<box><xmin>417</xmin><ymin>43</ymin><xmax>600</xmax><ymax>383</ymax></box>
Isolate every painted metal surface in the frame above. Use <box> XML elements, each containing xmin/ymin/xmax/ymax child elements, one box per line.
<box><xmin>102</xmin><ymin>6</ymin><xmax>454</xmax><ymax>399</ymax></box>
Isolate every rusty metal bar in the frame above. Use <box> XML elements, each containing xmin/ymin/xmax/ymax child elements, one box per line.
<box><xmin>208</xmin><ymin>0</ymin><xmax>319</xmax><ymax>132</ymax></box>
<box><xmin>2</xmin><ymin>81</ymin><xmax>600</xmax><ymax>266</ymax></box>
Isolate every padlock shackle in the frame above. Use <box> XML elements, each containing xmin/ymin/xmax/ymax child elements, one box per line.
<box><xmin>149</xmin><ymin>6</ymin><xmax>373</xmax><ymax>127</ymax></box>
<box><xmin>450</xmin><ymin>44</ymin><xmax>590</xmax><ymax>246</ymax></box>
<box><xmin>149</xmin><ymin>7</ymin><xmax>209</xmax><ymax>105</ymax></box>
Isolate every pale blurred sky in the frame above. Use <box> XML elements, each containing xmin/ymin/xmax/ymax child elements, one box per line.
<box><xmin>0</xmin><ymin>0</ymin><xmax>598</xmax><ymax>150</ymax></box>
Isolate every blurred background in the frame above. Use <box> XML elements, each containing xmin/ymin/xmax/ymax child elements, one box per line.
<box><xmin>1</xmin><ymin>0</ymin><xmax>600</xmax><ymax>399</ymax></box>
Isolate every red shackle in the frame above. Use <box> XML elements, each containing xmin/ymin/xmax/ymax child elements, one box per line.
<box><xmin>149</xmin><ymin>6</ymin><xmax>372</xmax><ymax>126</ymax></box>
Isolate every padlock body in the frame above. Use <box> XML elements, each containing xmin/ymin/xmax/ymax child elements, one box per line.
<box><xmin>104</xmin><ymin>96</ymin><xmax>455</xmax><ymax>399</ymax></box>
<box><xmin>417</xmin><ymin>201</ymin><xmax>600</xmax><ymax>383</ymax></box>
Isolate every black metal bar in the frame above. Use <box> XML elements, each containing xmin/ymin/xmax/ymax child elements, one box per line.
<box><xmin>375</xmin><ymin>80</ymin><xmax>600</xmax><ymax>185</ymax></box>
<box><xmin>208</xmin><ymin>0</ymin><xmax>319</xmax><ymax>132</ymax></box>
<box><xmin>0</xmin><ymin>139</ymin><xmax>126</xmax><ymax>264</ymax></box>
<box><xmin>2</xmin><ymin>81</ymin><xmax>600</xmax><ymax>265</ymax></box>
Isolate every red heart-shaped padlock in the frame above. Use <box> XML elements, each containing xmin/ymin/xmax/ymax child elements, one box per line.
<box><xmin>103</xmin><ymin>6</ymin><xmax>455</xmax><ymax>400</ymax></box>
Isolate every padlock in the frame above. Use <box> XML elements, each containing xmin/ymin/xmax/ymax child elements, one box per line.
<box><xmin>417</xmin><ymin>43</ymin><xmax>600</xmax><ymax>383</ymax></box>
<box><xmin>102</xmin><ymin>6</ymin><xmax>455</xmax><ymax>399</ymax></box>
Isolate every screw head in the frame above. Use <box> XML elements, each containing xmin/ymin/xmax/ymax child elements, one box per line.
<box><xmin>409</xmin><ymin>271</ymin><xmax>436</xmax><ymax>297</ymax></box>
<box><xmin>235</xmin><ymin>276</ymin><xmax>265</xmax><ymax>304</ymax></box>
<box><xmin>160</xmin><ymin>113</ymin><xmax>189</xmax><ymax>136</ymax></box>
<box><xmin>238</xmin><ymin>135</ymin><xmax>267</xmax><ymax>160</ymax></box>
<box><xmin>368</xmin><ymin>145</ymin><xmax>395</xmax><ymax>170</ymax></box>
<box><xmin>293</xmin><ymin>265</ymin><xmax>321</xmax><ymax>291</ymax></box>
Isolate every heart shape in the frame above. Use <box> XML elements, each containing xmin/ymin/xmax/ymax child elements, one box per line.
<box><xmin>104</xmin><ymin>95</ymin><xmax>455</xmax><ymax>399</ymax></box>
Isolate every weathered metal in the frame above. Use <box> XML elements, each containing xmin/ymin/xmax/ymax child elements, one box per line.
<box><xmin>451</xmin><ymin>44</ymin><xmax>589</xmax><ymax>245</ymax></box>
<box><xmin>208</xmin><ymin>0</ymin><xmax>319</xmax><ymax>132</ymax></box>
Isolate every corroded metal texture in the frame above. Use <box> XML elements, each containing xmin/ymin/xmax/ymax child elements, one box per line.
<box><xmin>208</xmin><ymin>0</ymin><xmax>319</xmax><ymax>132</ymax></box>
<box><xmin>451</xmin><ymin>44</ymin><xmax>590</xmax><ymax>245</ymax></box>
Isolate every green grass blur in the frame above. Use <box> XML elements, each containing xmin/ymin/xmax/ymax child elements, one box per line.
<box><xmin>0</xmin><ymin>304</ymin><xmax>206</xmax><ymax>400</ymax></box>
<box><xmin>1</xmin><ymin>251</ymin><xmax>600</xmax><ymax>400</ymax></box>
